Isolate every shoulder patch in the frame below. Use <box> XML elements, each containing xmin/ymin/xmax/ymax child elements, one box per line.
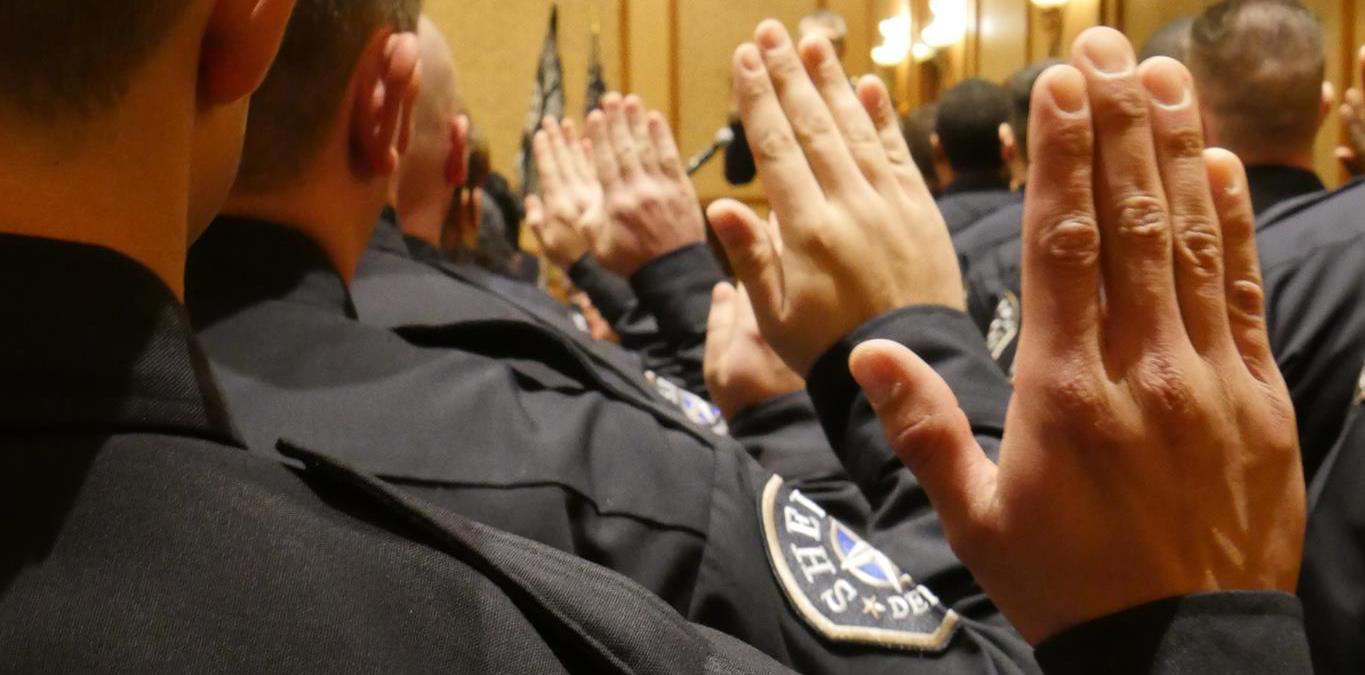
<box><xmin>645</xmin><ymin>371</ymin><xmax>728</xmax><ymax>436</ymax></box>
<box><xmin>759</xmin><ymin>475</ymin><xmax>959</xmax><ymax>652</ymax></box>
<box><xmin>986</xmin><ymin>291</ymin><xmax>1020</xmax><ymax>363</ymax></box>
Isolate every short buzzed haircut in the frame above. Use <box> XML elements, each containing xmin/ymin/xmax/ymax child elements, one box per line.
<box><xmin>0</xmin><ymin>1</ymin><xmax>194</xmax><ymax>120</ymax></box>
<box><xmin>936</xmin><ymin>78</ymin><xmax>1012</xmax><ymax>175</ymax></box>
<box><xmin>1005</xmin><ymin>59</ymin><xmax>1063</xmax><ymax>164</ymax></box>
<box><xmin>1189</xmin><ymin>0</ymin><xmax>1324</xmax><ymax>154</ymax></box>
<box><xmin>903</xmin><ymin>105</ymin><xmax>941</xmax><ymax>195</ymax></box>
<box><xmin>237</xmin><ymin>0</ymin><xmax>422</xmax><ymax>193</ymax></box>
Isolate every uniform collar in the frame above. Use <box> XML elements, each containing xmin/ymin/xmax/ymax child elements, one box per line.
<box><xmin>942</xmin><ymin>172</ymin><xmax>1011</xmax><ymax>196</ymax></box>
<box><xmin>370</xmin><ymin>207</ymin><xmax>413</xmax><ymax>257</ymax></box>
<box><xmin>0</xmin><ymin>233</ymin><xmax>243</xmax><ymax>446</ymax></box>
<box><xmin>1245</xmin><ymin>165</ymin><xmax>1325</xmax><ymax>216</ymax></box>
<box><xmin>187</xmin><ymin>216</ymin><xmax>359</xmax><ymax>330</ymax></box>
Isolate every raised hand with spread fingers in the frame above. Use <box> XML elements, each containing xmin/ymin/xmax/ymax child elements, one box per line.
<box><xmin>527</xmin><ymin>117</ymin><xmax>605</xmax><ymax>269</ymax></box>
<box><xmin>585</xmin><ymin>93</ymin><xmax>709</xmax><ymax>278</ymax></box>
<box><xmin>708</xmin><ymin>21</ymin><xmax>963</xmax><ymax>377</ymax></box>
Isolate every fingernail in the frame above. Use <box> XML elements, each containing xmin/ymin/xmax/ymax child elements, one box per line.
<box><xmin>1142</xmin><ymin>63</ymin><xmax>1189</xmax><ymax>108</ymax></box>
<box><xmin>1048</xmin><ymin>69</ymin><xmax>1087</xmax><ymax>114</ymax></box>
<box><xmin>737</xmin><ymin>44</ymin><xmax>762</xmax><ymax>72</ymax></box>
<box><xmin>756</xmin><ymin>21</ymin><xmax>786</xmax><ymax>50</ymax></box>
<box><xmin>1082</xmin><ymin>32</ymin><xmax>1135</xmax><ymax>75</ymax></box>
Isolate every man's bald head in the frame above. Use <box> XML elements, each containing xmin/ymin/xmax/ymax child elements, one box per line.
<box><xmin>394</xmin><ymin>17</ymin><xmax>467</xmax><ymax>242</ymax></box>
<box><xmin>1189</xmin><ymin>0</ymin><xmax>1325</xmax><ymax>161</ymax></box>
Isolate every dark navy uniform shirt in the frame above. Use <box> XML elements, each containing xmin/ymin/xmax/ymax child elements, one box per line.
<box><xmin>185</xmin><ymin>217</ymin><xmax>1042</xmax><ymax>675</ymax></box>
<box><xmin>0</xmin><ymin>233</ymin><xmax>792</xmax><ymax>673</ymax></box>
<box><xmin>937</xmin><ymin>174</ymin><xmax>1022</xmax><ymax>239</ymax></box>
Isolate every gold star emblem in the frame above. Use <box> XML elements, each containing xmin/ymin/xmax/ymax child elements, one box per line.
<box><xmin>861</xmin><ymin>596</ymin><xmax>886</xmax><ymax>621</ymax></box>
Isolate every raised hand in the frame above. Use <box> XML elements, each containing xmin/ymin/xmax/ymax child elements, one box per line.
<box><xmin>849</xmin><ymin>28</ymin><xmax>1305</xmax><ymax>644</ymax></box>
<box><xmin>703</xmin><ymin>282</ymin><xmax>806</xmax><ymax>421</ymax></box>
<box><xmin>585</xmin><ymin>93</ymin><xmax>708</xmax><ymax>278</ymax></box>
<box><xmin>529</xmin><ymin>117</ymin><xmax>606</xmax><ymax>269</ymax></box>
<box><xmin>708</xmin><ymin>21</ymin><xmax>963</xmax><ymax>377</ymax></box>
<box><xmin>1337</xmin><ymin>46</ymin><xmax>1365</xmax><ymax>177</ymax></box>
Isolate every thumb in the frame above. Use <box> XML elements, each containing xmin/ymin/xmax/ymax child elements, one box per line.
<box><xmin>705</xmin><ymin>282</ymin><xmax>737</xmax><ymax>371</ymax></box>
<box><xmin>707</xmin><ymin>198</ymin><xmax>784</xmax><ymax>331</ymax></box>
<box><xmin>849</xmin><ymin>340</ymin><xmax>997</xmax><ymax>539</ymax></box>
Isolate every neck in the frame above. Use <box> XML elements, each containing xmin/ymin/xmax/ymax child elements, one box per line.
<box><xmin>0</xmin><ymin>54</ymin><xmax>195</xmax><ymax>298</ymax></box>
<box><xmin>396</xmin><ymin>192</ymin><xmax>446</xmax><ymax>250</ymax></box>
<box><xmin>223</xmin><ymin>151</ymin><xmax>386</xmax><ymax>287</ymax></box>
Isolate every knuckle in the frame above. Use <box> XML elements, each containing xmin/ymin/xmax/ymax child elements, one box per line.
<box><xmin>890</xmin><ymin>409</ymin><xmax>965</xmax><ymax>473</ymax></box>
<box><xmin>1091</xmin><ymin>85</ymin><xmax>1150</xmax><ymax>129</ymax></box>
<box><xmin>767</xmin><ymin>56</ymin><xmax>806</xmax><ymax>84</ymax></box>
<box><xmin>1157</xmin><ymin>126</ymin><xmax>1206</xmax><ymax>161</ymax></box>
<box><xmin>1132</xmin><ymin>354</ymin><xmax>1199</xmax><ymax>420</ymax></box>
<box><xmin>1035</xmin><ymin>368</ymin><xmax>1106</xmax><ymax>420</ymax></box>
<box><xmin>1173</xmin><ymin>215</ymin><xmax>1224</xmax><ymax>278</ymax></box>
<box><xmin>789</xmin><ymin>111</ymin><xmax>837</xmax><ymax>146</ymax></box>
<box><xmin>1035</xmin><ymin>213</ymin><xmax>1102</xmax><ymax>269</ymax></box>
<box><xmin>752</xmin><ymin>129</ymin><xmax>799</xmax><ymax>163</ymax></box>
<box><xmin>1112</xmin><ymin>194</ymin><xmax>1172</xmax><ymax>249</ymax></box>
<box><xmin>1227</xmin><ymin>278</ymin><xmax>1267</xmax><ymax>320</ymax></box>
<box><xmin>1039</xmin><ymin>119</ymin><xmax>1093</xmax><ymax>161</ymax></box>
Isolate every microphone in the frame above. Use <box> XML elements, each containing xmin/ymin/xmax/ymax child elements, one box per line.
<box><xmin>686</xmin><ymin>126</ymin><xmax>736</xmax><ymax>176</ymax></box>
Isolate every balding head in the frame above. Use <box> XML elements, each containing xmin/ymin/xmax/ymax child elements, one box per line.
<box><xmin>1189</xmin><ymin>0</ymin><xmax>1325</xmax><ymax>165</ymax></box>
<box><xmin>394</xmin><ymin>16</ymin><xmax>468</xmax><ymax>244</ymax></box>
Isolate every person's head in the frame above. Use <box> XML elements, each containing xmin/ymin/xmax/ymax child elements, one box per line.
<box><xmin>1139</xmin><ymin>16</ymin><xmax>1194</xmax><ymax>63</ymax></box>
<box><xmin>0</xmin><ymin>0</ymin><xmax>296</xmax><ymax>291</ymax></box>
<box><xmin>1189</xmin><ymin>0</ymin><xmax>1328</xmax><ymax>168</ymax></box>
<box><xmin>799</xmin><ymin>10</ymin><xmax>847</xmax><ymax>60</ymax></box>
<box><xmin>903</xmin><ymin>105</ymin><xmax>943</xmax><ymax>196</ymax></box>
<box><xmin>227</xmin><ymin>0</ymin><xmax>424</xmax><ymax>280</ymax></box>
<box><xmin>393</xmin><ymin>16</ymin><xmax>469</xmax><ymax>247</ymax></box>
<box><xmin>999</xmin><ymin>59</ymin><xmax>1063</xmax><ymax>188</ymax></box>
<box><xmin>934</xmin><ymin>78</ymin><xmax>1012</xmax><ymax>179</ymax></box>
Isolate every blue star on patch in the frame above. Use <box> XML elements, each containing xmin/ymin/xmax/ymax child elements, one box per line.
<box><xmin>759</xmin><ymin>475</ymin><xmax>959</xmax><ymax>652</ymax></box>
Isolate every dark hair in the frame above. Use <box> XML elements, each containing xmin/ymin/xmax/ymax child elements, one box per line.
<box><xmin>935</xmin><ymin>78</ymin><xmax>1012</xmax><ymax>175</ymax></box>
<box><xmin>1139</xmin><ymin>16</ymin><xmax>1194</xmax><ymax>63</ymax></box>
<box><xmin>1005</xmin><ymin>59</ymin><xmax>1063</xmax><ymax>164</ymax></box>
<box><xmin>1189</xmin><ymin>0</ymin><xmax>1324</xmax><ymax>153</ymax></box>
<box><xmin>0</xmin><ymin>1</ymin><xmax>194</xmax><ymax>120</ymax></box>
<box><xmin>482</xmin><ymin>173</ymin><xmax>524</xmax><ymax>251</ymax></box>
<box><xmin>903</xmin><ymin>105</ymin><xmax>941</xmax><ymax>196</ymax></box>
<box><xmin>236</xmin><ymin>0</ymin><xmax>423</xmax><ymax>192</ymax></box>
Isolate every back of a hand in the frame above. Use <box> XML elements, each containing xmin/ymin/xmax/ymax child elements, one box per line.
<box><xmin>850</xmin><ymin>29</ymin><xmax>1305</xmax><ymax>644</ymax></box>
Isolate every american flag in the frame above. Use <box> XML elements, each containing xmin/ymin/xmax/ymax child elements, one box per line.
<box><xmin>517</xmin><ymin>4</ymin><xmax>565</xmax><ymax>198</ymax></box>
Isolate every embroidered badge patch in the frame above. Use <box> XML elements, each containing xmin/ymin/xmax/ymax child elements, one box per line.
<box><xmin>645</xmin><ymin>370</ymin><xmax>728</xmax><ymax>435</ymax></box>
<box><xmin>759</xmin><ymin>475</ymin><xmax>959</xmax><ymax>652</ymax></box>
<box><xmin>986</xmin><ymin>291</ymin><xmax>1020</xmax><ymax>363</ymax></box>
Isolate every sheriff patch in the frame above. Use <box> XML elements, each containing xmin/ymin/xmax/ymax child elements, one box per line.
<box><xmin>986</xmin><ymin>291</ymin><xmax>1020</xmax><ymax>363</ymax></box>
<box><xmin>645</xmin><ymin>370</ymin><xmax>728</xmax><ymax>436</ymax></box>
<box><xmin>759</xmin><ymin>475</ymin><xmax>958</xmax><ymax>652</ymax></box>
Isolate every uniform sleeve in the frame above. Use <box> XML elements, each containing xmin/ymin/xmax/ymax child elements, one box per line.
<box><xmin>723</xmin><ymin>119</ymin><xmax>757</xmax><ymax>186</ymax></box>
<box><xmin>1033</xmin><ymin>593</ymin><xmax>1312</xmax><ymax>675</ymax></box>
<box><xmin>629</xmin><ymin>243</ymin><xmax>727</xmax><ymax>396</ymax></box>
<box><xmin>804</xmin><ymin>306</ymin><xmax>1012</xmax><ymax>625</ymax></box>
<box><xmin>568</xmin><ymin>254</ymin><xmax>639</xmax><ymax>327</ymax></box>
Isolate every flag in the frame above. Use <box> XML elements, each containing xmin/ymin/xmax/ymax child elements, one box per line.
<box><xmin>585</xmin><ymin>25</ymin><xmax>608</xmax><ymax>115</ymax></box>
<box><xmin>518</xmin><ymin>4</ymin><xmax>565</xmax><ymax>198</ymax></box>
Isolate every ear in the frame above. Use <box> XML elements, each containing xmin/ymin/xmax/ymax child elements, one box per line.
<box><xmin>351</xmin><ymin>29</ymin><xmax>423</xmax><ymax>177</ymax></box>
<box><xmin>1321</xmin><ymin>81</ymin><xmax>1337</xmax><ymax>128</ymax></box>
<box><xmin>445</xmin><ymin>114</ymin><xmax>471</xmax><ymax>187</ymax></box>
<box><xmin>200</xmin><ymin>0</ymin><xmax>298</xmax><ymax>105</ymax></box>
<box><xmin>998</xmin><ymin>123</ymin><xmax>1017</xmax><ymax>164</ymax></box>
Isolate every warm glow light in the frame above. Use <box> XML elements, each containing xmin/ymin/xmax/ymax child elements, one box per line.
<box><xmin>912</xmin><ymin>41</ymin><xmax>937</xmax><ymax>63</ymax></box>
<box><xmin>921</xmin><ymin>0</ymin><xmax>967</xmax><ymax>48</ymax></box>
<box><xmin>871</xmin><ymin>13</ymin><xmax>912</xmax><ymax>67</ymax></box>
<box><xmin>1031</xmin><ymin>0</ymin><xmax>1070</xmax><ymax>7</ymax></box>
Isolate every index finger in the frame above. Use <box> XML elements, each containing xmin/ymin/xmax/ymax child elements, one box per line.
<box><xmin>731</xmin><ymin>42</ymin><xmax>824</xmax><ymax>227</ymax></box>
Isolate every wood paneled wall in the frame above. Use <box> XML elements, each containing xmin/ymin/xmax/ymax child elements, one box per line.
<box><xmin>430</xmin><ymin>0</ymin><xmax>1363</xmax><ymax>207</ymax></box>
